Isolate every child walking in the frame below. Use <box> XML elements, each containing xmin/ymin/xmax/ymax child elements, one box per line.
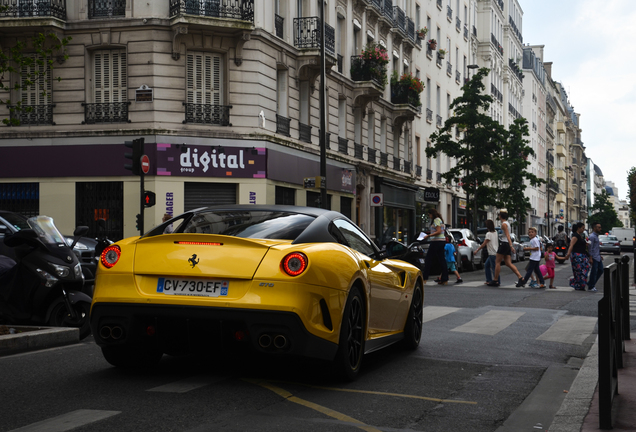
<box><xmin>441</xmin><ymin>235</ymin><xmax>463</xmax><ymax>284</ymax></box>
<box><xmin>544</xmin><ymin>243</ymin><xmax>557</xmax><ymax>288</ymax></box>
<box><xmin>516</xmin><ymin>227</ymin><xmax>545</xmax><ymax>288</ymax></box>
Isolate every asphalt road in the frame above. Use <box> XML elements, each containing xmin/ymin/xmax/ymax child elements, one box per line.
<box><xmin>0</xmin><ymin>252</ymin><xmax>632</xmax><ymax>432</ymax></box>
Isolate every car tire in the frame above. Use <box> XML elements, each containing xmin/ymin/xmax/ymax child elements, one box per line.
<box><xmin>402</xmin><ymin>282</ymin><xmax>423</xmax><ymax>350</ymax></box>
<box><xmin>102</xmin><ymin>345</ymin><xmax>163</xmax><ymax>369</ymax></box>
<box><xmin>48</xmin><ymin>300</ymin><xmax>92</xmax><ymax>340</ymax></box>
<box><xmin>335</xmin><ymin>285</ymin><xmax>365</xmax><ymax>381</ymax></box>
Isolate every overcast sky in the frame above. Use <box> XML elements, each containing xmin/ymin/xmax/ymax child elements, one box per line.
<box><xmin>522</xmin><ymin>0</ymin><xmax>635</xmax><ymax>201</ymax></box>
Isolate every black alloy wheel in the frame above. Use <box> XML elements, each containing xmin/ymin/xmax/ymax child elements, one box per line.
<box><xmin>402</xmin><ymin>283</ymin><xmax>423</xmax><ymax>350</ymax></box>
<box><xmin>335</xmin><ymin>286</ymin><xmax>365</xmax><ymax>381</ymax></box>
<box><xmin>48</xmin><ymin>300</ymin><xmax>92</xmax><ymax>340</ymax></box>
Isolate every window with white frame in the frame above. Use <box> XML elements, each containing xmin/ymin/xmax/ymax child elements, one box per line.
<box><xmin>94</xmin><ymin>49</ymin><xmax>127</xmax><ymax>104</ymax></box>
<box><xmin>186</xmin><ymin>52</ymin><xmax>222</xmax><ymax>106</ymax></box>
<box><xmin>13</xmin><ymin>53</ymin><xmax>53</xmax><ymax>125</ymax></box>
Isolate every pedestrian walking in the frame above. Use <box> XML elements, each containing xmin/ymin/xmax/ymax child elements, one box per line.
<box><xmin>162</xmin><ymin>213</ymin><xmax>174</xmax><ymax>234</ymax></box>
<box><xmin>490</xmin><ymin>210</ymin><xmax>523</xmax><ymax>287</ymax></box>
<box><xmin>475</xmin><ymin>219</ymin><xmax>500</xmax><ymax>285</ymax></box>
<box><xmin>443</xmin><ymin>235</ymin><xmax>463</xmax><ymax>284</ymax></box>
<box><xmin>422</xmin><ymin>208</ymin><xmax>449</xmax><ymax>285</ymax></box>
<box><xmin>516</xmin><ymin>227</ymin><xmax>545</xmax><ymax>288</ymax></box>
<box><xmin>564</xmin><ymin>222</ymin><xmax>591</xmax><ymax>291</ymax></box>
<box><xmin>587</xmin><ymin>222</ymin><xmax>604</xmax><ymax>292</ymax></box>
<box><xmin>543</xmin><ymin>243</ymin><xmax>557</xmax><ymax>288</ymax></box>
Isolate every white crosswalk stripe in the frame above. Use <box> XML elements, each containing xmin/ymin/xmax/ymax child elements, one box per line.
<box><xmin>7</xmin><ymin>409</ymin><xmax>120</xmax><ymax>432</ymax></box>
<box><xmin>451</xmin><ymin>310</ymin><xmax>526</xmax><ymax>335</ymax></box>
<box><xmin>536</xmin><ymin>315</ymin><xmax>598</xmax><ymax>345</ymax></box>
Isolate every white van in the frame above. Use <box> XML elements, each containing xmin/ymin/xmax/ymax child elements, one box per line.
<box><xmin>611</xmin><ymin>227</ymin><xmax>634</xmax><ymax>251</ymax></box>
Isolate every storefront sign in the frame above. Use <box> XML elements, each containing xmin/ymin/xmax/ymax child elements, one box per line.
<box><xmin>423</xmin><ymin>187</ymin><xmax>439</xmax><ymax>202</ymax></box>
<box><xmin>459</xmin><ymin>198</ymin><xmax>467</xmax><ymax>210</ymax></box>
<box><xmin>156</xmin><ymin>144</ymin><xmax>266</xmax><ymax>178</ymax></box>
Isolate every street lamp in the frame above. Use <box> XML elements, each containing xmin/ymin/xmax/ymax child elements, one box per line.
<box><xmin>466</xmin><ymin>64</ymin><xmax>479</xmax><ymax>231</ymax></box>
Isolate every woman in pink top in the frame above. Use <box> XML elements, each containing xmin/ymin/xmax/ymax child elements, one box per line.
<box><xmin>544</xmin><ymin>243</ymin><xmax>557</xmax><ymax>288</ymax></box>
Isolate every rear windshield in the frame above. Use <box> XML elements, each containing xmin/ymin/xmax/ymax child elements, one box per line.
<box><xmin>600</xmin><ymin>236</ymin><xmax>618</xmax><ymax>241</ymax></box>
<box><xmin>179</xmin><ymin>211</ymin><xmax>315</xmax><ymax>240</ymax></box>
<box><xmin>0</xmin><ymin>212</ymin><xmax>29</xmax><ymax>230</ymax></box>
<box><xmin>519</xmin><ymin>235</ymin><xmax>531</xmax><ymax>242</ymax></box>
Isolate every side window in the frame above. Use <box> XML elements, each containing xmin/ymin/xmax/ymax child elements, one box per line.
<box><xmin>333</xmin><ymin>219</ymin><xmax>375</xmax><ymax>256</ymax></box>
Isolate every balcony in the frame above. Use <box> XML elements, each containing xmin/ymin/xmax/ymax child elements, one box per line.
<box><xmin>446</xmin><ymin>61</ymin><xmax>452</xmax><ymax>76</ymax></box>
<box><xmin>169</xmin><ymin>0</ymin><xmax>254</xmax><ymax>22</ymax></box>
<box><xmin>393</xmin><ymin>156</ymin><xmax>402</xmax><ymax>171</ymax></box>
<box><xmin>182</xmin><ymin>103</ymin><xmax>232</xmax><ymax>125</ymax></box>
<box><xmin>556</xmin><ymin>144</ymin><xmax>566</xmax><ymax>156</ymax></box>
<box><xmin>548</xmin><ymin>180</ymin><xmax>559</xmax><ymax>192</ymax></box>
<box><xmin>0</xmin><ymin>0</ymin><xmax>66</xmax><ymax>20</ymax></box>
<box><xmin>455</xmin><ymin>70</ymin><xmax>461</xmax><ymax>84</ymax></box>
<box><xmin>556</xmin><ymin>121</ymin><xmax>565</xmax><ymax>132</ymax></box>
<box><xmin>436</xmin><ymin>52</ymin><xmax>443</xmax><ymax>67</ymax></box>
<box><xmin>415</xmin><ymin>165</ymin><xmax>422</xmax><ymax>177</ymax></box>
<box><xmin>294</xmin><ymin>16</ymin><xmax>337</xmax><ymax>82</ymax></box>
<box><xmin>350</xmin><ymin>56</ymin><xmax>387</xmax><ymax>89</ymax></box>
<box><xmin>354</xmin><ymin>143</ymin><xmax>364</xmax><ymax>159</ymax></box>
<box><xmin>299</xmin><ymin>122</ymin><xmax>312</xmax><ymax>143</ymax></box>
<box><xmin>390</xmin><ymin>82</ymin><xmax>420</xmax><ymax>130</ymax></box>
<box><xmin>508</xmin><ymin>58</ymin><xmax>524</xmax><ymax>82</ymax></box>
<box><xmin>508</xmin><ymin>103</ymin><xmax>521</xmax><ymax>119</ymax></box>
<box><xmin>275</xmin><ymin>13</ymin><xmax>283</xmax><ymax>38</ymax></box>
<box><xmin>456</xmin><ymin>17</ymin><xmax>461</xmax><ymax>32</ymax></box>
<box><xmin>368</xmin><ymin>147</ymin><xmax>377</xmax><ymax>164</ymax></box>
<box><xmin>426</xmin><ymin>108</ymin><xmax>433</xmax><ymax>123</ymax></box>
<box><xmin>380</xmin><ymin>152</ymin><xmax>388</xmax><ymax>167</ymax></box>
<box><xmin>338</xmin><ymin>137</ymin><xmax>348</xmax><ymax>155</ymax></box>
<box><xmin>426</xmin><ymin>169</ymin><xmax>433</xmax><ymax>181</ymax></box>
<box><xmin>8</xmin><ymin>104</ymin><xmax>55</xmax><ymax>126</ymax></box>
<box><xmin>546</xmin><ymin>124</ymin><xmax>554</xmax><ymax>138</ymax></box>
<box><xmin>404</xmin><ymin>160</ymin><xmax>412</xmax><ymax>174</ymax></box>
<box><xmin>275</xmin><ymin>114</ymin><xmax>291</xmax><ymax>137</ymax></box>
<box><xmin>446</xmin><ymin>5</ymin><xmax>452</xmax><ymax>21</ymax></box>
<box><xmin>490</xmin><ymin>33</ymin><xmax>503</xmax><ymax>56</ymax></box>
<box><xmin>436</xmin><ymin>114</ymin><xmax>442</xmax><ymax>128</ymax></box>
<box><xmin>436</xmin><ymin>172</ymin><xmax>442</xmax><ymax>183</ymax></box>
<box><xmin>556</xmin><ymin>169</ymin><xmax>565</xmax><ymax>180</ymax></box>
<box><xmin>88</xmin><ymin>0</ymin><xmax>125</xmax><ymax>18</ymax></box>
<box><xmin>82</xmin><ymin>102</ymin><xmax>130</xmax><ymax>124</ymax></box>
<box><xmin>555</xmin><ymin>193</ymin><xmax>566</xmax><ymax>203</ymax></box>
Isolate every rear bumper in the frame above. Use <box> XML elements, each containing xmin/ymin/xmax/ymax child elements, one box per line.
<box><xmin>90</xmin><ymin>303</ymin><xmax>338</xmax><ymax>361</ymax></box>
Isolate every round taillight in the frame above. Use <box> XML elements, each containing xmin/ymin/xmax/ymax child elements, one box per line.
<box><xmin>281</xmin><ymin>252</ymin><xmax>308</xmax><ymax>276</ymax></box>
<box><xmin>101</xmin><ymin>245</ymin><xmax>121</xmax><ymax>269</ymax></box>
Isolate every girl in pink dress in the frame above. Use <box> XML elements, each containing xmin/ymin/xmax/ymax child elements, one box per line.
<box><xmin>544</xmin><ymin>244</ymin><xmax>557</xmax><ymax>288</ymax></box>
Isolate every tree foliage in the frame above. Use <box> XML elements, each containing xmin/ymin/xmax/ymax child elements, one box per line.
<box><xmin>0</xmin><ymin>32</ymin><xmax>71</xmax><ymax>126</ymax></box>
<box><xmin>588</xmin><ymin>189</ymin><xmax>623</xmax><ymax>230</ymax></box>
<box><xmin>628</xmin><ymin>166</ymin><xmax>636</xmax><ymax>226</ymax></box>
<box><xmin>497</xmin><ymin>117</ymin><xmax>545</xmax><ymax>231</ymax></box>
<box><xmin>426</xmin><ymin>68</ymin><xmax>507</xmax><ymax>228</ymax></box>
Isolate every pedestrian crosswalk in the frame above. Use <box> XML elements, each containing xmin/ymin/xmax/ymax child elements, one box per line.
<box><xmin>423</xmin><ymin>306</ymin><xmax>597</xmax><ymax>345</ymax></box>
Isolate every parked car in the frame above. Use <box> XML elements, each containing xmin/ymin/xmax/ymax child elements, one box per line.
<box><xmin>0</xmin><ymin>210</ymin><xmax>30</xmax><ymax>261</ymax></box>
<box><xmin>91</xmin><ymin>205</ymin><xmax>424</xmax><ymax>380</ymax></box>
<box><xmin>518</xmin><ymin>235</ymin><xmax>532</xmax><ymax>256</ymax></box>
<box><xmin>475</xmin><ymin>227</ymin><xmax>522</xmax><ymax>262</ymax></box>
<box><xmin>447</xmin><ymin>228</ymin><xmax>482</xmax><ymax>271</ymax></box>
<box><xmin>509</xmin><ymin>233</ymin><xmax>525</xmax><ymax>262</ymax></box>
<box><xmin>599</xmin><ymin>235</ymin><xmax>621</xmax><ymax>255</ymax></box>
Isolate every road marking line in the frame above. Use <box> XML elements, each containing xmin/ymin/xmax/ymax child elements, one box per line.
<box><xmin>451</xmin><ymin>310</ymin><xmax>525</xmax><ymax>335</ymax></box>
<box><xmin>536</xmin><ymin>315</ymin><xmax>598</xmax><ymax>345</ymax></box>
<box><xmin>7</xmin><ymin>409</ymin><xmax>120</xmax><ymax>432</ymax></box>
<box><xmin>147</xmin><ymin>375</ymin><xmax>224</xmax><ymax>393</ymax></box>
<box><xmin>244</xmin><ymin>379</ymin><xmax>382</xmax><ymax>432</ymax></box>
<box><xmin>271</xmin><ymin>381</ymin><xmax>477</xmax><ymax>405</ymax></box>
<box><xmin>422</xmin><ymin>306</ymin><xmax>461</xmax><ymax>323</ymax></box>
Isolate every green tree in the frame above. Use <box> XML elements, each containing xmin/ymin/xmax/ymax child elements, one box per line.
<box><xmin>588</xmin><ymin>189</ymin><xmax>622</xmax><ymax>230</ymax></box>
<box><xmin>628</xmin><ymin>167</ymin><xmax>636</xmax><ymax>226</ymax></box>
<box><xmin>0</xmin><ymin>32</ymin><xmax>71</xmax><ymax>126</ymax></box>
<box><xmin>426</xmin><ymin>67</ymin><xmax>507</xmax><ymax>230</ymax></box>
<box><xmin>496</xmin><ymin>117</ymin><xmax>545</xmax><ymax>234</ymax></box>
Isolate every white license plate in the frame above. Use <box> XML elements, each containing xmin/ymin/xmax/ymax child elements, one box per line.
<box><xmin>157</xmin><ymin>277</ymin><xmax>229</xmax><ymax>297</ymax></box>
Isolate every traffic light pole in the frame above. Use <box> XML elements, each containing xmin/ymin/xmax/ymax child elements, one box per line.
<box><xmin>139</xmin><ymin>170</ymin><xmax>145</xmax><ymax>234</ymax></box>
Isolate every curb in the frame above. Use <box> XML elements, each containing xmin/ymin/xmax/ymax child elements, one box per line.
<box><xmin>0</xmin><ymin>325</ymin><xmax>79</xmax><ymax>357</ymax></box>
<box><xmin>548</xmin><ymin>335</ymin><xmax>599</xmax><ymax>432</ymax></box>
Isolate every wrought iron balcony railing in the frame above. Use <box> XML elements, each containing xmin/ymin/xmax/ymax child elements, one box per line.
<box><xmin>183</xmin><ymin>103</ymin><xmax>232</xmax><ymax>125</ymax></box>
<box><xmin>8</xmin><ymin>104</ymin><xmax>55</xmax><ymax>126</ymax></box>
<box><xmin>436</xmin><ymin>114</ymin><xmax>442</xmax><ymax>127</ymax></box>
<box><xmin>293</xmin><ymin>17</ymin><xmax>335</xmax><ymax>56</ymax></box>
<box><xmin>368</xmin><ymin>147</ymin><xmax>376</xmax><ymax>164</ymax></box>
<box><xmin>404</xmin><ymin>160</ymin><xmax>411</xmax><ymax>174</ymax></box>
<box><xmin>354</xmin><ymin>143</ymin><xmax>363</xmax><ymax>159</ymax></box>
<box><xmin>350</xmin><ymin>56</ymin><xmax>386</xmax><ymax>88</ymax></box>
<box><xmin>0</xmin><ymin>0</ymin><xmax>66</xmax><ymax>19</ymax></box>
<box><xmin>437</xmin><ymin>172</ymin><xmax>442</xmax><ymax>183</ymax></box>
<box><xmin>415</xmin><ymin>165</ymin><xmax>422</xmax><ymax>177</ymax></box>
<box><xmin>82</xmin><ymin>102</ymin><xmax>130</xmax><ymax>124</ymax></box>
<box><xmin>169</xmin><ymin>0</ymin><xmax>254</xmax><ymax>21</ymax></box>
<box><xmin>391</xmin><ymin>83</ymin><xmax>421</xmax><ymax>108</ymax></box>
<box><xmin>426</xmin><ymin>108</ymin><xmax>433</xmax><ymax>122</ymax></box>
<box><xmin>338</xmin><ymin>137</ymin><xmax>348</xmax><ymax>155</ymax></box>
<box><xmin>393</xmin><ymin>156</ymin><xmax>401</xmax><ymax>171</ymax></box>
<box><xmin>276</xmin><ymin>114</ymin><xmax>291</xmax><ymax>137</ymax></box>
<box><xmin>299</xmin><ymin>122</ymin><xmax>312</xmax><ymax>143</ymax></box>
<box><xmin>427</xmin><ymin>169</ymin><xmax>433</xmax><ymax>181</ymax></box>
<box><xmin>275</xmin><ymin>13</ymin><xmax>284</xmax><ymax>38</ymax></box>
<box><xmin>337</xmin><ymin>54</ymin><xmax>343</xmax><ymax>73</ymax></box>
<box><xmin>88</xmin><ymin>0</ymin><xmax>126</xmax><ymax>19</ymax></box>
<box><xmin>380</xmin><ymin>152</ymin><xmax>388</xmax><ymax>167</ymax></box>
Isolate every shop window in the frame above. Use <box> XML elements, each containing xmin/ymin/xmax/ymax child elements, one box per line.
<box><xmin>275</xmin><ymin>186</ymin><xmax>296</xmax><ymax>205</ymax></box>
<box><xmin>0</xmin><ymin>182</ymin><xmax>39</xmax><ymax>217</ymax></box>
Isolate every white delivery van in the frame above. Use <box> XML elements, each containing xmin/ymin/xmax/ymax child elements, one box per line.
<box><xmin>611</xmin><ymin>227</ymin><xmax>634</xmax><ymax>251</ymax></box>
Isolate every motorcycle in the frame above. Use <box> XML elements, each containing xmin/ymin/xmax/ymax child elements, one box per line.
<box><xmin>554</xmin><ymin>239</ymin><xmax>568</xmax><ymax>264</ymax></box>
<box><xmin>0</xmin><ymin>215</ymin><xmax>92</xmax><ymax>339</ymax></box>
<box><xmin>73</xmin><ymin>218</ymin><xmax>113</xmax><ymax>296</ymax></box>
<box><xmin>382</xmin><ymin>239</ymin><xmax>427</xmax><ymax>271</ymax></box>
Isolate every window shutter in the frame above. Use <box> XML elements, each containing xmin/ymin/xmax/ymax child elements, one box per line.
<box><xmin>94</xmin><ymin>49</ymin><xmax>127</xmax><ymax>103</ymax></box>
<box><xmin>187</xmin><ymin>52</ymin><xmax>222</xmax><ymax>106</ymax></box>
<box><xmin>20</xmin><ymin>54</ymin><xmax>51</xmax><ymax>106</ymax></box>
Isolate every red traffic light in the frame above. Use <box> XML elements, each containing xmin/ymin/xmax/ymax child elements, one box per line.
<box><xmin>144</xmin><ymin>191</ymin><xmax>156</xmax><ymax>208</ymax></box>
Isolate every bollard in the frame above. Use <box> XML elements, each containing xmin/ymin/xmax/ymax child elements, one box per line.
<box><xmin>622</xmin><ymin>254</ymin><xmax>631</xmax><ymax>341</ymax></box>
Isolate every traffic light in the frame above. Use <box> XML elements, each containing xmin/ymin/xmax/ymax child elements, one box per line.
<box><xmin>143</xmin><ymin>191</ymin><xmax>156</xmax><ymax>208</ymax></box>
<box><xmin>124</xmin><ymin>138</ymin><xmax>145</xmax><ymax>175</ymax></box>
<box><xmin>135</xmin><ymin>213</ymin><xmax>142</xmax><ymax>231</ymax></box>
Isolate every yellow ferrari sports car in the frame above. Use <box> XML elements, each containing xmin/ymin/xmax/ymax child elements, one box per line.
<box><xmin>91</xmin><ymin>205</ymin><xmax>423</xmax><ymax>379</ymax></box>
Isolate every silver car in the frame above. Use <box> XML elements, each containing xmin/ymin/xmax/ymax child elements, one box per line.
<box><xmin>448</xmin><ymin>228</ymin><xmax>483</xmax><ymax>271</ymax></box>
<box><xmin>598</xmin><ymin>235</ymin><xmax>621</xmax><ymax>255</ymax></box>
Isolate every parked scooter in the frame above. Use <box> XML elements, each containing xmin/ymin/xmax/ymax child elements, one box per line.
<box><xmin>554</xmin><ymin>239</ymin><xmax>568</xmax><ymax>264</ymax></box>
<box><xmin>382</xmin><ymin>240</ymin><xmax>426</xmax><ymax>271</ymax></box>
<box><xmin>76</xmin><ymin>218</ymin><xmax>113</xmax><ymax>296</ymax></box>
<box><xmin>0</xmin><ymin>215</ymin><xmax>92</xmax><ymax>339</ymax></box>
